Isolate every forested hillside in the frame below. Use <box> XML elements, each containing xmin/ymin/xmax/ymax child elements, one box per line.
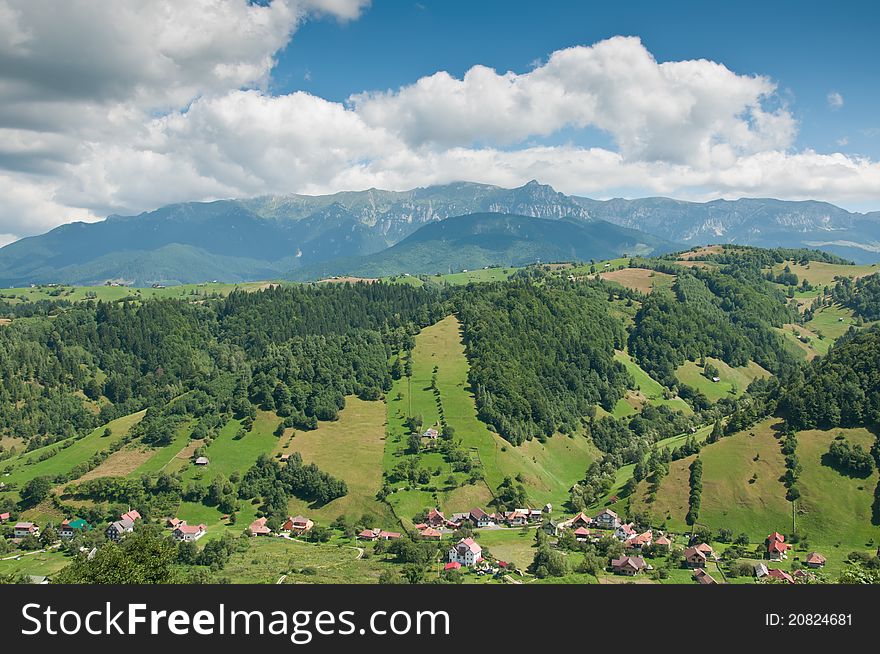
<box><xmin>1</xmin><ymin>245</ymin><xmax>879</xmax><ymax>585</ymax></box>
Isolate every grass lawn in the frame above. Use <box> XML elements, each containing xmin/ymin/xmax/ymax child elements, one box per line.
<box><xmin>0</xmin><ymin>549</ymin><xmax>74</xmax><ymax>579</ymax></box>
<box><xmin>675</xmin><ymin>357</ymin><xmax>770</xmax><ymax>402</ymax></box>
<box><xmin>212</xmin><ymin>536</ymin><xmax>393</xmax><ymax>584</ymax></box>
<box><xmin>473</xmin><ymin>528</ymin><xmax>538</xmax><ymax>570</ymax></box>
<box><xmin>428</xmin><ymin>267</ymin><xmax>518</xmax><ymax>286</ymax></box>
<box><xmin>599</xmin><ymin>268</ymin><xmax>675</xmax><ymax>294</ymax></box>
<box><xmin>282</xmin><ymin>396</ymin><xmax>395</xmax><ymax>525</ymax></box>
<box><xmin>0</xmin><ymin>411</ymin><xmax>145</xmax><ymax>496</ymax></box>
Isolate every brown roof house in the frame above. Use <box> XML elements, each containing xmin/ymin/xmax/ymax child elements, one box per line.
<box><xmin>683</xmin><ymin>544</ymin><xmax>714</xmax><ymax>568</ymax></box>
<box><xmin>248</xmin><ymin>517</ymin><xmax>271</xmax><ymax>537</ymax></box>
<box><xmin>610</xmin><ymin>556</ymin><xmax>648</xmax><ymax>576</ymax></box>
<box><xmin>693</xmin><ymin>568</ymin><xmax>718</xmax><ymax>585</ymax></box>
<box><xmin>805</xmin><ymin>552</ymin><xmax>826</xmax><ymax>568</ymax></box>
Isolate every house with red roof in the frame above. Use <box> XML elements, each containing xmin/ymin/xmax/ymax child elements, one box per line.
<box><xmin>282</xmin><ymin>515</ymin><xmax>313</xmax><ymax>534</ymax></box>
<box><xmin>166</xmin><ymin>517</ymin><xmax>185</xmax><ymax>529</ymax></box>
<box><xmin>558</xmin><ymin>512</ymin><xmax>592</xmax><ymax>532</ymax></box>
<box><xmin>420</xmin><ymin>527</ymin><xmax>442</xmax><ymax>540</ymax></box>
<box><xmin>448</xmin><ymin>537</ymin><xmax>482</xmax><ymax>566</ymax></box>
<box><xmin>444</xmin><ymin>561</ymin><xmax>461</xmax><ymax>571</ymax></box>
<box><xmin>0</xmin><ymin>512</ymin><xmax>10</xmax><ymax>523</ymax></box>
<box><xmin>425</xmin><ymin>508</ymin><xmax>447</xmax><ymax>528</ymax></box>
<box><xmin>805</xmin><ymin>552</ymin><xmax>826</xmax><ymax>568</ymax></box>
<box><xmin>378</xmin><ymin>530</ymin><xmax>401</xmax><ymax>540</ymax></box>
<box><xmin>610</xmin><ymin>556</ymin><xmax>647</xmax><ymax>576</ymax></box>
<box><xmin>14</xmin><ymin>522</ymin><xmax>38</xmax><ymax>538</ymax></box>
<box><xmin>792</xmin><ymin>569</ymin><xmax>815</xmax><ymax>583</ymax></box>
<box><xmin>121</xmin><ymin>510</ymin><xmax>141</xmax><ymax>523</ymax></box>
<box><xmin>248</xmin><ymin>517</ymin><xmax>271</xmax><ymax>536</ymax></box>
<box><xmin>765</xmin><ymin>532</ymin><xmax>791</xmax><ymax>561</ymax></box>
<box><xmin>625</xmin><ymin>530</ymin><xmax>653</xmax><ymax>549</ymax></box>
<box><xmin>683</xmin><ymin>544</ymin><xmax>713</xmax><ymax>568</ymax></box>
<box><xmin>573</xmin><ymin>526</ymin><xmax>591</xmax><ymax>542</ymax></box>
<box><xmin>358</xmin><ymin>528</ymin><xmax>380</xmax><ymax>541</ymax></box>
<box><xmin>172</xmin><ymin>523</ymin><xmax>207</xmax><ymax>542</ymax></box>
<box><xmin>505</xmin><ymin>510</ymin><xmax>529</xmax><ymax>527</ymax></box>
<box><xmin>653</xmin><ymin>535</ymin><xmax>672</xmax><ymax>550</ymax></box>
<box><xmin>765</xmin><ymin>568</ymin><xmax>794</xmax><ymax>584</ymax></box>
<box><xmin>593</xmin><ymin>508</ymin><xmax>620</xmax><ymax>530</ymax></box>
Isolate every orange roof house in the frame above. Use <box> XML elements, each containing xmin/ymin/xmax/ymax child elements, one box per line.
<box><xmin>805</xmin><ymin>552</ymin><xmax>826</xmax><ymax>568</ymax></box>
<box><xmin>248</xmin><ymin>517</ymin><xmax>271</xmax><ymax>536</ymax></box>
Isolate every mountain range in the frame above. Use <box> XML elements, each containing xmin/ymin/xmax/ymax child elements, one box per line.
<box><xmin>1</xmin><ymin>180</ymin><xmax>879</xmax><ymax>286</ymax></box>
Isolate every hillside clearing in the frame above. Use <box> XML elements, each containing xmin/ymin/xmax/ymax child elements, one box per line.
<box><xmin>282</xmin><ymin>396</ymin><xmax>394</xmax><ymax>524</ymax></box>
<box><xmin>675</xmin><ymin>357</ymin><xmax>770</xmax><ymax>401</ymax></box>
<box><xmin>599</xmin><ymin>267</ymin><xmax>675</xmax><ymax>294</ymax></box>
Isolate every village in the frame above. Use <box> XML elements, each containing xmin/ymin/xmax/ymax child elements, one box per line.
<box><xmin>0</xmin><ymin>503</ymin><xmax>832</xmax><ymax>585</ymax></box>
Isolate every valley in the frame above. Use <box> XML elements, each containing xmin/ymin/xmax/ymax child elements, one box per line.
<box><xmin>2</xmin><ymin>245</ymin><xmax>880</xmax><ymax>586</ymax></box>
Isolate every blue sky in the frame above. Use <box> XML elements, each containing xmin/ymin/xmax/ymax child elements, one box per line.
<box><xmin>1</xmin><ymin>0</ymin><xmax>879</xmax><ymax>243</ymax></box>
<box><xmin>276</xmin><ymin>0</ymin><xmax>880</xmax><ymax>159</ymax></box>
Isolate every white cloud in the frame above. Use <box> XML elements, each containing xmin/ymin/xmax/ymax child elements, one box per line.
<box><xmin>828</xmin><ymin>91</ymin><xmax>844</xmax><ymax>110</ymax></box>
<box><xmin>0</xmin><ymin>8</ymin><xmax>879</xmax><ymax>243</ymax></box>
<box><xmin>352</xmin><ymin>37</ymin><xmax>796</xmax><ymax>167</ymax></box>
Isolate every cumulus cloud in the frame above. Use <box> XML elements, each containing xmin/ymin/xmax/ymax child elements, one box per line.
<box><xmin>0</xmin><ymin>4</ymin><xmax>878</xmax><ymax>243</ymax></box>
<box><xmin>352</xmin><ymin>37</ymin><xmax>797</xmax><ymax>167</ymax></box>
<box><xmin>828</xmin><ymin>91</ymin><xmax>844</xmax><ymax>110</ymax></box>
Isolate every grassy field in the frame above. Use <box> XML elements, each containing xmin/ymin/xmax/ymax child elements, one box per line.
<box><xmin>0</xmin><ymin>548</ymin><xmax>74</xmax><ymax>580</ymax></box>
<box><xmin>0</xmin><ymin>411</ymin><xmax>145</xmax><ymax>496</ymax></box>
<box><xmin>178</xmin><ymin>410</ymin><xmax>280</xmax><ymax>484</ymax></box>
<box><xmin>630</xmin><ymin>418</ymin><xmax>792</xmax><ymax>539</ymax></box>
<box><xmin>0</xmin><ymin>281</ymin><xmax>275</xmax><ymax>305</ymax></box>
<box><xmin>130</xmin><ymin>420</ymin><xmax>197</xmax><ymax>476</ymax></box>
<box><xmin>613</xmin><ymin>350</ymin><xmax>692</xmax><ymax>414</ymax></box>
<box><xmin>281</xmin><ymin>396</ymin><xmax>395</xmax><ymax>525</ymax></box>
<box><xmin>212</xmin><ymin>536</ymin><xmax>394</xmax><ymax>584</ymax></box>
<box><xmin>795</xmin><ymin>426</ymin><xmax>880</xmax><ymax>547</ymax></box>
<box><xmin>805</xmin><ymin>304</ymin><xmax>858</xmax><ymax>340</ymax></box>
<box><xmin>777</xmin><ymin>324</ymin><xmax>828</xmax><ymax>360</ymax></box>
<box><xmin>769</xmin><ymin>261</ymin><xmax>878</xmax><ymax>286</ymax></box>
<box><xmin>424</xmin><ymin>267</ymin><xmax>517</xmax><ymax>286</ymax></box>
<box><xmin>675</xmin><ymin>357</ymin><xmax>770</xmax><ymax>401</ymax></box>
<box><xmin>599</xmin><ymin>268</ymin><xmax>675</xmax><ymax>294</ymax></box>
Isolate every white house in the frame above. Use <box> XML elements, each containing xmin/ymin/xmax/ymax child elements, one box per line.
<box><xmin>468</xmin><ymin>508</ymin><xmax>493</xmax><ymax>527</ymax></box>
<box><xmin>172</xmin><ymin>523</ymin><xmax>207</xmax><ymax>542</ymax></box>
<box><xmin>14</xmin><ymin>522</ymin><xmax>39</xmax><ymax>538</ymax></box>
<box><xmin>106</xmin><ymin>518</ymin><xmax>134</xmax><ymax>541</ymax></box>
<box><xmin>593</xmin><ymin>508</ymin><xmax>620</xmax><ymax>530</ymax></box>
<box><xmin>448</xmin><ymin>537</ymin><xmax>483</xmax><ymax>567</ymax></box>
